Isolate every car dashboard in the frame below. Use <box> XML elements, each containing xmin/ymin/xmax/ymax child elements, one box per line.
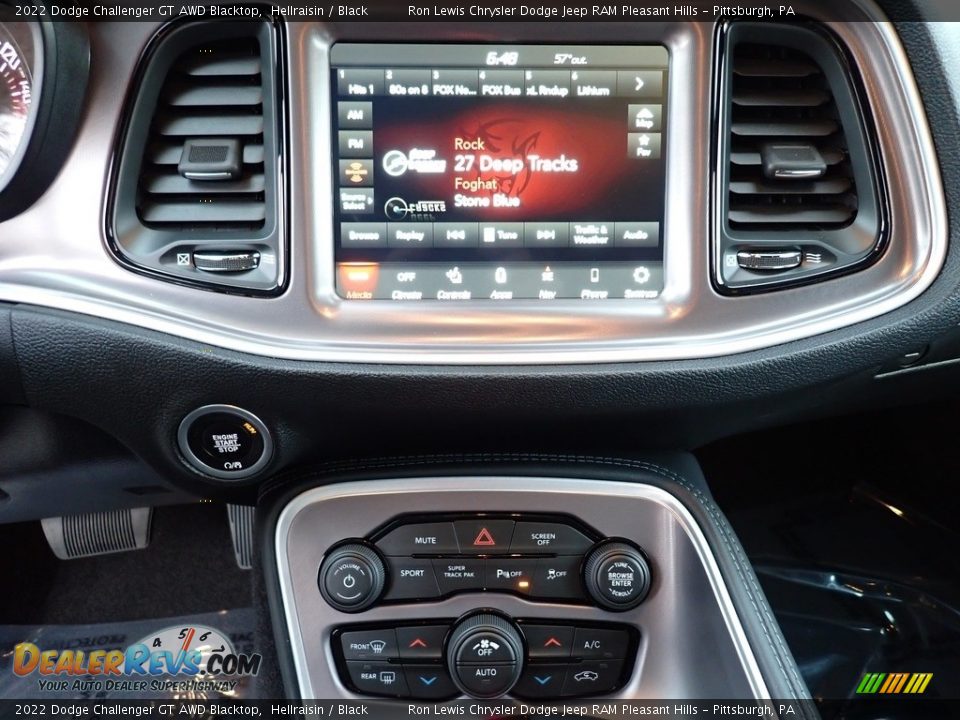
<box><xmin>0</xmin><ymin>1</ymin><xmax>958</xmax><ymax>716</ymax></box>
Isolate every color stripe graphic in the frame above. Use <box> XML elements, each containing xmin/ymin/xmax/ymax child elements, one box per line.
<box><xmin>856</xmin><ymin>672</ymin><xmax>933</xmax><ymax>694</ymax></box>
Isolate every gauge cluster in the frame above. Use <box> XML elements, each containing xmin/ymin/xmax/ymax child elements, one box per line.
<box><xmin>0</xmin><ymin>8</ymin><xmax>89</xmax><ymax>221</ymax></box>
<box><xmin>0</xmin><ymin>21</ymin><xmax>34</xmax><ymax>182</ymax></box>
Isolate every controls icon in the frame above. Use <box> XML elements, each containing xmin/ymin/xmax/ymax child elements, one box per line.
<box><xmin>445</xmin><ymin>267</ymin><xmax>463</xmax><ymax>284</ymax></box>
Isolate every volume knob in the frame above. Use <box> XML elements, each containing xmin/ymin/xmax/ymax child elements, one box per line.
<box><xmin>583</xmin><ymin>541</ymin><xmax>652</xmax><ymax>611</ymax></box>
<box><xmin>318</xmin><ymin>543</ymin><xmax>386</xmax><ymax>613</ymax></box>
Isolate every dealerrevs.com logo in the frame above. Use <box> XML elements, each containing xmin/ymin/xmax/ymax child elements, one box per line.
<box><xmin>11</xmin><ymin>624</ymin><xmax>261</xmax><ymax>694</ymax></box>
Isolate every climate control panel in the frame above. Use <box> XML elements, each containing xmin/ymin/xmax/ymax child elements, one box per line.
<box><xmin>317</xmin><ymin>514</ymin><xmax>652</xmax><ymax>612</ymax></box>
<box><xmin>334</xmin><ymin>614</ymin><xmax>637</xmax><ymax>700</ymax></box>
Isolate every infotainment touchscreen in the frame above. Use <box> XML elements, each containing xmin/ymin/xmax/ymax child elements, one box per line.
<box><xmin>331</xmin><ymin>44</ymin><xmax>668</xmax><ymax>301</ymax></box>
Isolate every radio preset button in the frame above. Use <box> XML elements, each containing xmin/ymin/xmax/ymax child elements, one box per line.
<box><xmin>338</xmin><ymin>69</ymin><xmax>385</xmax><ymax>97</ymax></box>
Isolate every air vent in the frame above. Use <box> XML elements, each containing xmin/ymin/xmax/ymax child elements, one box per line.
<box><xmin>727</xmin><ymin>43</ymin><xmax>856</xmax><ymax>229</ymax></box>
<box><xmin>138</xmin><ymin>38</ymin><xmax>266</xmax><ymax>230</ymax></box>
<box><xmin>716</xmin><ymin>23</ymin><xmax>885</xmax><ymax>293</ymax></box>
<box><xmin>109</xmin><ymin>20</ymin><xmax>283</xmax><ymax>295</ymax></box>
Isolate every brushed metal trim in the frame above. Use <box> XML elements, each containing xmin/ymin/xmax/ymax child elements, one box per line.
<box><xmin>274</xmin><ymin>477</ymin><xmax>771</xmax><ymax>700</ymax></box>
<box><xmin>0</xmin><ymin>7</ymin><xmax>946</xmax><ymax>365</ymax></box>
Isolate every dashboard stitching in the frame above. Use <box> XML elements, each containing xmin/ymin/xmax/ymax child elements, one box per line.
<box><xmin>264</xmin><ymin>452</ymin><xmax>806</xmax><ymax>697</ymax></box>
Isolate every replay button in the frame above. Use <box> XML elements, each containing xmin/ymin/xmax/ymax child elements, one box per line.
<box><xmin>178</xmin><ymin>405</ymin><xmax>273</xmax><ymax>480</ymax></box>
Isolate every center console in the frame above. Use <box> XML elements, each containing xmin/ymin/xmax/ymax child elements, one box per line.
<box><xmin>272</xmin><ymin>472</ymin><xmax>800</xmax><ymax>701</ymax></box>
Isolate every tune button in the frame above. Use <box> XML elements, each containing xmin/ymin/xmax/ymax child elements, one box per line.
<box><xmin>583</xmin><ymin>541</ymin><xmax>652</xmax><ymax>611</ymax></box>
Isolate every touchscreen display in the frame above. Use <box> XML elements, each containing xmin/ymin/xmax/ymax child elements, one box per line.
<box><xmin>331</xmin><ymin>44</ymin><xmax>668</xmax><ymax>301</ymax></box>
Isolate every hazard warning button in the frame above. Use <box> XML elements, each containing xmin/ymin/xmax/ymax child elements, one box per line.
<box><xmin>454</xmin><ymin>520</ymin><xmax>516</xmax><ymax>555</ymax></box>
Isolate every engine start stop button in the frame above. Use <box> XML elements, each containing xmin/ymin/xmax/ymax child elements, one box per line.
<box><xmin>177</xmin><ymin>405</ymin><xmax>273</xmax><ymax>480</ymax></box>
